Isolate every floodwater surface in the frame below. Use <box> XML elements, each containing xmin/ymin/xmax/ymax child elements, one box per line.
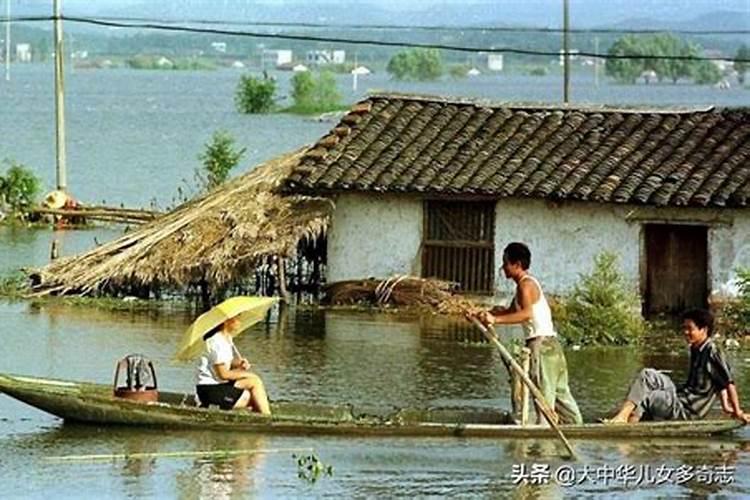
<box><xmin>1</xmin><ymin>301</ymin><xmax>750</xmax><ymax>498</ymax></box>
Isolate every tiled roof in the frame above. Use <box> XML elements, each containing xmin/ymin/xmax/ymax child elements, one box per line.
<box><xmin>284</xmin><ymin>94</ymin><xmax>750</xmax><ymax>207</ymax></box>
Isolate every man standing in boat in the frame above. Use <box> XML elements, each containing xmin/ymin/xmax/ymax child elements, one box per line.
<box><xmin>605</xmin><ymin>309</ymin><xmax>750</xmax><ymax>424</ymax></box>
<box><xmin>475</xmin><ymin>242</ymin><xmax>583</xmax><ymax>425</ymax></box>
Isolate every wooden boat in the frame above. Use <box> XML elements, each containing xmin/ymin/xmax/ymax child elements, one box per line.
<box><xmin>0</xmin><ymin>373</ymin><xmax>742</xmax><ymax>439</ymax></box>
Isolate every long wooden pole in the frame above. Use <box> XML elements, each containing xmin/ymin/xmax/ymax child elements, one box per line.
<box><xmin>469</xmin><ymin>317</ymin><xmax>577</xmax><ymax>459</ymax></box>
<box><xmin>53</xmin><ymin>0</ymin><xmax>67</xmax><ymax>191</ymax></box>
<box><xmin>5</xmin><ymin>0</ymin><xmax>10</xmax><ymax>82</ymax></box>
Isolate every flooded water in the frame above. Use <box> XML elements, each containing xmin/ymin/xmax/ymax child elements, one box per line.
<box><xmin>3</xmin><ymin>59</ymin><xmax>750</xmax><ymax>498</ymax></box>
<box><xmin>1</xmin><ymin>300</ymin><xmax>750</xmax><ymax>498</ymax></box>
<box><xmin>1</xmin><ymin>63</ymin><xmax>748</xmax><ymax>208</ymax></box>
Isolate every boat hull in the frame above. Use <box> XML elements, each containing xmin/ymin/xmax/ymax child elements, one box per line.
<box><xmin>0</xmin><ymin>374</ymin><xmax>742</xmax><ymax>438</ymax></box>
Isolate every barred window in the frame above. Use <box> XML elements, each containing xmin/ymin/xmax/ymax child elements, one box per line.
<box><xmin>422</xmin><ymin>201</ymin><xmax>495</xmax><ymax>293</ymax></box>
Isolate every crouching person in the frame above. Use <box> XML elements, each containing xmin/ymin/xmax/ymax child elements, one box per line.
<box><xmin>195</xmin><ymin>316</ymin><xmax>271</xmax><ymax>415</ymax></box>
<box><xmin>605</xmin><ymin>309</ymin><xmax>749</xmax><ymax>424</ymax></box>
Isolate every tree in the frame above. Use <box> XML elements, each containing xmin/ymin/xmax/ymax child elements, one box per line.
<box><xmin>290</xmin><ymin>71</ymin><xmax>341</xmax><ymax>114</ymax></box>
<box><xmin>235</xmin><ymin>75</ymin><xmax>276</xmax><ymax>114</ymax></box>
<box><xmin>734</xmin><ymin>45</ymin><xmax>750</xmax><ymax>85</ymax></box>
<box><xmin>692</xmin><ymin>60</ymin><xmax>722</xmax><ymax>85</ymax></box>
<box><xmin>386</xmin><ymin>48</ymin><xmax>443</xmax><ymax>81</ymax></box>
<box><xmin>605</xmin><ymin>35</ymin><xmax>645</xmax><ymax>84</ymax></box>
<box><xmin>196</xmin><ymin>131</ymin><xmax>246</xmax><ymax>191</ymax></box>
<box><xmin>0</xmin><ymin>160</ymin><xmax>41</xmax><ymax>215</ymax></box>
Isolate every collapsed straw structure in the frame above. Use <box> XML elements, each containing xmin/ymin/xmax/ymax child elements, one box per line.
<box><xmin>29</xmin><ymin>149</ymin><xmax>333</xmax><ymax>297</ymax></box>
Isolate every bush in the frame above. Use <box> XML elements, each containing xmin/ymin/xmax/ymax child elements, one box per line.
<box><xmin>528</xmin><ymin>66</ymin><xmax>549</xmax><ymax>76</ymax></box>
<box><xmin>196</xmin><ymin>131</ymin><xmax>246</xmax><ymax>191</ymax></box>
<box><xmin>717</xmin><ymin>268</ymin><xmax>750</xmax><ymax>337</ymax></box>
<box><xmin>552</xmin><ymin>252</ymin><xmax>646</xmax><ymax>346</ymax></box>
<box><xmin>235</xmin><ymin>75</ymin><xmax>276</xmax><ymax>114</ymax></box>
<box><xmin>448</xmin><ymin>64</ymin><xmax>470</xmax><ymax>79</ymax></box>
<box><xmin>386</xmin><ymin>48</ymin><xmax>443</xmax><ymax>81</ymax></box>
<box><xmin>0</xmin><ymin>160</ymin><xmax>41</xmax><ymax>217</ymax></box>
<box><xmin>288</xmin><ymin>71</ymin><xmax>342</xmax><ymax>114</ymax></box>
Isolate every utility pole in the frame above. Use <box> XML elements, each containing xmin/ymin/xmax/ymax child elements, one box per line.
<box><xmin>54</xmin><ymin>0</ymin><xmax>67</xmax><ymax>191</ymax></box>
<box><xmin>563</xmin><ymin>0</ymin><xmax>570</xmax><ymax>103</ymax></box>
<box><xmin>5</xmin><ymin>0</ymin><xmax>10</xmax><ymax>82</ymax></box>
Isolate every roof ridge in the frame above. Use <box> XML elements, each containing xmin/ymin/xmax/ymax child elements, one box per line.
<box><xmin>363</xmin><ymin>91</ymin><xmax>717</xmax><ymax>114</ymax></box>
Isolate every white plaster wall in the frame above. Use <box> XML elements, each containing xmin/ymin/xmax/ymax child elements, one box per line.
<box><xmin>709</xmin><ymin>214</ymin><xmax>750</xmax><ymax>297</ymax></box>
<box><xmin>327</xmin><ymin>193</ymin><xmax>750</xmax><ymax>299</ymax></box>
<box><xmin>493</xmin><ymin>199</ymin><xmax>641</xmax><ymax>296</ymax></box>
<box><xmin>327</xmin><ymin>193</ymin><xmax>422</xmax><ymax>282</ymax></box>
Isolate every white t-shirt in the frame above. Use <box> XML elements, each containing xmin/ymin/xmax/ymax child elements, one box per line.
<box><xmin>196</xmin><ymin>333</ymin><xmax>235</xmax><ymax>385</ymax></box>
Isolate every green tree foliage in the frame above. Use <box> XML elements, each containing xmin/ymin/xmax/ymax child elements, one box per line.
<box><xmin>386</xmin><ymin>48</ymin><xmax>444</xmax><ymax>81</ymax></box>
<box><xmin>734</xmin><ymin>45</ymin><xmax>750</xmax><ymax>85</ymax></box>
<box><xmin>196</xmin><ymin>131</ymin><xmax>246</xmax><ymax>191</ymax></box>
<box><xmin>289</xmin><ymin>71</ymin><xmax>342</xmax><ymax>114</ymax></box>
<box><xmin>605</xmin><ymin>33</ymin><xmax>716</xmax><ymax>85</ymax></box>
<box><xmin>235</xmin><ymin>75</ymin><xmax>277</xmax><ymax>114</ymax></box>
<box><xmin>0</xmin><ymin>160</ymin><xmax>41</xmax><ymax>216</ymax></box>
<box><xmin>448</xmin><ymin>64</ymin><xmax>470</xmax><ymax>79</ymax></box>
<box><xmin>692</xmin><ymin>61</ymin><xmax>723</xmax><ymax>85</ymax></box>
<box><xmin>552</xmin><ymin>252</ymin><xmax>646</xmax><ymax>346</ymax></box>
<box><xmin>717</xmin><ymin>268</ymin><xmax>750</xmax><ymax>337</ymax></box>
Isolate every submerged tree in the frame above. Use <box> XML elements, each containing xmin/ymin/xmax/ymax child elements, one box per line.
<box><xmin>235</xmin><ymin>74</ymin><xmax>277</xmax><ymax>114</ymax></box>
<box><xmin>734</xmin><ymin>45</ymin><xmax>750</xmax><ymax>85</ymax></box>
<box><xmin>289</xmin><ymin>71</ymin><xmax>342</xmax><ymax>114</ymax></box>
<box><xmin>196</xmin><ymin>131</ymin><xmax>246</xmax><ymax>191</ymax></box>
<box><xmin>386</xmin><ymin>48</ymin><xmax>444</xmax><ymax>81</ymax></box>
<box><xmin>0</xmin><ymin>160</ymin><xmax>41</xmax><ymax>216</ymax></box>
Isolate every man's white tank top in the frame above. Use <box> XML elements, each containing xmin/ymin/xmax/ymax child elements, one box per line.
<box><xmin>514</xmin><ymin>275</ymin><xmax>557</xmax><ymax>340</ymax></box>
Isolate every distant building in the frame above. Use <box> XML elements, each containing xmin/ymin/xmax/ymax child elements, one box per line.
<box><xmin>486</xmin><ymin>53</ymin><xmax>503</xmax><ymax>71</ymax></box>
<box><xmin>558</xmin><ymin>49</ymin><xmax>579</xmax><ymax>65</ymax></box>
<box><xmin>262</xmin><ymin>49</ymin><xmax>293</xmax><ymax>68</ymax></box>
<box><xmin>16</xmin><ymin>43</ymin><xmax>31</xmax><ymax>63</ymax></box>
<box><xmin>704</xmin><ymin>50</ymin><xmax>732</xmax><ymax>72</ymax></box>
<box><xmin>211</xmin><ymin>42</ymin><xmax>227</xmax><ymax>53</ymax></box>
<box><xmin>306</xmin><ymin>50</ymin><xmax>345</xmax><ymax>66</ymax></box>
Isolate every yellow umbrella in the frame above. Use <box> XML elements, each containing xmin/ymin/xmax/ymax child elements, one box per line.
<box><xmin>173</xmin><ymin>296</ymin><xmax>277</xmax><ymax>362</ymax></box>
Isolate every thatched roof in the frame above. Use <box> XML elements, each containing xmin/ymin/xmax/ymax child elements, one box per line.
<box><xmin>285</xmin><ymin>93</ymin><xmax>750</xmax><ymax>208</ymax></box>
<box><xmin>31</xmin><ymin>149</ymin><xmax>333</xmax><ymax>296</ymax></box>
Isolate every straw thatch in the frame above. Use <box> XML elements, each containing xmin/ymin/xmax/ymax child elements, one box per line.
<box><xmin>29</xmin><ymin>149</ymin><xmax>333</xmax><ymax>297</ymax></box>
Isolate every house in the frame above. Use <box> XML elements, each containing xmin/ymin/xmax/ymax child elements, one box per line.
<box><xmin>15</xmin><ymin>43</ymin><xmax>31</xmax><ymax>63</ymax></box>
<box><xmin>284</xmin><ymin>94</ymin><xmax>750</xmax><ymax>314</ymax></box>
<box><xmin>262</xmin><ymin>49</ymin><xmax>293</xmax><ymax>68</ymax></box>
<box><xmin>486</xmin><ymin>53</ymin><xmax>504</xmax><ymax>72</ymax></box>
<box><xmin>306</xmin><ymin>50</ymin><xmax>345</xmax><ymax>66</ymax></box>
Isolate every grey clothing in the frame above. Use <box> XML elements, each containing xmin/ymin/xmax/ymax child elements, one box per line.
<box><xmin>627</xmin><ymin>339</ymin><xmax>734</xmax><ymax>421</ymax></box>
<box><xmin>627</xmin><ymin>368</ymin><xmax>691</xmax><ymax>421</ymax></box>
<box><xmin>527</xmin><ymin>336</ymin><xmax>583</xmax><ymax>425</ymax></box>
<box><xmin>678</xmin><ymin>339</ymin><xmax>733</xmax><ymax>418</ymax></box>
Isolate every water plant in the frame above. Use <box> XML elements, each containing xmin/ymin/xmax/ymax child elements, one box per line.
<box><xmin>293</xmin><ymin>453</ymin><xmax>334</xmax><ymax>483</ymax></box>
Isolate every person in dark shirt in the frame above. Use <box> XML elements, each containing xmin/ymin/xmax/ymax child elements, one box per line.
<box><xmin>604</xmin><ymin>309</ymin><xmax>750</xmax><ymax>424</ymax></box>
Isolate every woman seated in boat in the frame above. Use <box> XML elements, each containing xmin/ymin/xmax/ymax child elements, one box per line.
<box><xmin>605</xmin><ymin>309</ymin><xmax>749</xmax><ymax>425</ymax></box>
<box><xmin>195</xmin><ymin>316</ymin><xmax>271</xmax><ymax>415</ymax></box>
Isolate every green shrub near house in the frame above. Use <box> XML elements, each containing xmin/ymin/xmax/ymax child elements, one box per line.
<box><xmin>716</xmin><ymin>268</ymin><xmax>750</xmax><ymax>337</ymax></box>
<box><xmin>551</xmin><ymin>252</ymin><xmax>646</xmax><ymax>346</ymax></box>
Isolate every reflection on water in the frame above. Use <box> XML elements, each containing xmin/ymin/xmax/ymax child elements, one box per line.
<box><xmin>1</xmin><ymin>301</ymin><xmax>750</xmax><ymax>497</ymax></box>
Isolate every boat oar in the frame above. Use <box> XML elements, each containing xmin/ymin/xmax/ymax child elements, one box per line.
<box><xmin>468</xmin><ymin>317</ymin><xmax>578</xmax><ymax>460</ymax></box>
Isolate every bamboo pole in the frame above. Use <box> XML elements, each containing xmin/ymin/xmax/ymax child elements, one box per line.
<box><xmin>469</xmin><ymin>317</ymin><xmax>577</xmax><ymax>459</ymax></box>
<box><xmin>520</xmin><ymin>346</ymin><xmax>531</xmax><ymax>426</ymax></box>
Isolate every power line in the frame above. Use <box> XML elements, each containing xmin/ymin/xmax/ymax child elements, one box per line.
<box><xmin>5</xmin><ymin>15</ymin><xmax>749</xmax><ymax>63</ymax></box>
<box><xmin>5</xmin><ymin>14</ymin><xmax>750</xmax><ymax>36</ymax></box>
